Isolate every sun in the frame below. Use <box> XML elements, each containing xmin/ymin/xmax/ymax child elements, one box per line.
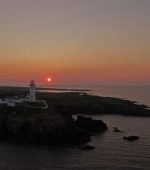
<box><xmin>47</xmin><ymin>77</ymin><xmax>51</xmax><ymax>82</ymax></box>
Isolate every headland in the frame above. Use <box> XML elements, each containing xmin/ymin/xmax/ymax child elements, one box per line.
<box><xmin>0</xmin><ymin>85</ymin><xmax>149</xmax><ymax>146</ymax></box>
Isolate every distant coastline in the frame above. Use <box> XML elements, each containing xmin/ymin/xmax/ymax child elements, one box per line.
<box><xmin>0</xmin><ymin>86</ymin><xmax>91</xmax><ymax>92</ymax></box>
<box><xmin>37</xmin><ymin>87</ymin><xmax>92</xmax><ymax>92</ymax></box>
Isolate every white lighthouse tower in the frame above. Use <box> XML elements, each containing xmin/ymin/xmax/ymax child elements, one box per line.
<box><xmin>29</xmin><ymin>80</ymin><xmax>36</xmax><ymax>102</ymax></box>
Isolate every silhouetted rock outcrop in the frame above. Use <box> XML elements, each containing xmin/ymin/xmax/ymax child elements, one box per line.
<box><xmin>123</xmin><ymin>136</ymin><xmax>140</xmax><ymax>141</ymax></box>
<box><xmin>79</xmin><ymin>145</ymin><xmax>95</xmax><ymax>150</ymax></box>
<box><xmin>0</xmin><ymin>106</ymin><xmax>107</xmax><ymax>145</ymax></box>
<box><xmin>76</xmin><ymin>116</ymin><xmax>108</xmax><ymax>133</ymax></box>
<box><xmin>113</xmin><ymin>127</ymin><xmax>124</xmax><ymax>132</ymax></box>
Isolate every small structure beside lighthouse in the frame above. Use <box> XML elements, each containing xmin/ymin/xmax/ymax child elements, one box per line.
<box><xmin>0</xmin><ymin>80</ymin><xmax>48</xmax><ymax>109</ymax></box>
<box><xmin>29</xmin><ymin>80</ymin><xmax>36</xmax><ymax>102</ymax></box>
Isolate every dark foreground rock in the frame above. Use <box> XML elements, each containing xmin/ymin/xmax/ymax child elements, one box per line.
<box><xmin>0</xmin><ymin>107</ymin><xmax>107</xmax><ymax>145</ymax></box>
<box><xmin>113</xmin><ymin>127</ymin><xmax>124</xmax><ymax>133</ymax></box>
<box><xmin>76</xmin><ymin>116</ymin><xmax>108</xmax><ymax>133</ymax></box>
<box><xmin>79</xmin><ymin>145</ymin><xmax>95</xmax><ymax>150</ymax></box>
<box><xmin>123</xmin><ymin>136</ymin><xmax>140</xmax><ymax>141</ymax></box>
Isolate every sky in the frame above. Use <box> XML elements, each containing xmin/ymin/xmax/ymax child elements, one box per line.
<box><xmin>0</xmin><ymin>0</ymin><xmax>150</xmax><ymax>86</ymax></box>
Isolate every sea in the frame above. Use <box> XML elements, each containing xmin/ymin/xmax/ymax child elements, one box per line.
<box><xmin>0</xmin><ymin>85</ymin><xmax>150</xmax><ymax>170</ymax></box>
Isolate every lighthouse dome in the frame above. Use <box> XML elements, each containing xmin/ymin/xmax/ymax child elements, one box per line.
<box><xmin>30</xmin><ymin>80</ymin><xmax>36</xmax><ymax>86</ymax></box>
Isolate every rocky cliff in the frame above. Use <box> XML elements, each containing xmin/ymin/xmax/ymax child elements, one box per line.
<box><xmin>0</xmin><ymin>106</ymin><xmax>107</xmax><ymax>145</ymax></box>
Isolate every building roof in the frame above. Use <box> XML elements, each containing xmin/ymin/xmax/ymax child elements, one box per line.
<box><xmin>30</xmin><ymin>80</ymin><xmax>36</xmax><ymax>86</ymax></box>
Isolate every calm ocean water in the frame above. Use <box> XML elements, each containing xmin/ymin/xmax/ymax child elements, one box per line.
<box><xmin>0</xmin><ymin>85</ymin><xmax>150</xmax><ymax>170</ymax></box>
<box><xmin>90</xmin><ymin>85</ymin><xmax>150</xmax><ymax>107</ymax></box>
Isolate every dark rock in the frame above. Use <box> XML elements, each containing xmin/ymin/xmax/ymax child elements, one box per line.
<box><xmin>62</xmin><ymin>121</ymin><xmax>91</xmax><ymax>145</ymax></box>
<box><xmin>0</xmin><ymin>106</ymin><xmax>108</xmax><ymax>145</ymax></box>
<box><xmin>4</xmin><ymin>111</ymin><xmax>92</xmax><ymax>145</ymax></box>
<box><xmin>123</xmin><ymin>136</ymin><xmax>140</xmax><ymax>141</ymax></box>
<box><xmin>113</xmin><ymin>127</ymin><xmax>123</xmax><ymax>132</ymax></box>
<box><xmin>79</xmin><ymin>145</ymin><xmax>95</xmax><ymax>150</ymax></box>
<box><xmin>75</xmin><ymin>116</ymin><xmax>108</xmax><ymax>133</ymax></box>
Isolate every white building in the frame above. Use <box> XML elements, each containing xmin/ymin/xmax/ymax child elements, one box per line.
<box><xmin>0</xmin><ymin>80</ymin><xmax>48</xmax><ymax>109</ymax></box>
<box><xmin>29</xmin><ymin>80</ymin><xmax>36</xmax><ymax>102</ymax></box>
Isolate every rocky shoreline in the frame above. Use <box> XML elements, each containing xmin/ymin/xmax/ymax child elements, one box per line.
<box><xmin>37</xmin><ymin>91</ymin><xmax>150</xmax><ymax>117</ymax></box>
<box><xmin>0</xmin><ymin>86</ymin><xmax>149</xmax><ymax>146</ymax></box>
<box><xmin>0</xmin><ymin>107</ymin><xmax>107</xmax><ymax>145</ymax></box>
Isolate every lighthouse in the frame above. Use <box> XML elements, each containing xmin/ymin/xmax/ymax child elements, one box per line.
<box><xmin>29</xmin><ymin>80</ymin><xmax>36</xmax><ymax>102</ymax></box>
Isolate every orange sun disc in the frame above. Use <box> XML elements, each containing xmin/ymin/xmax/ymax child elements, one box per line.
<box><xmin>47</xmin><ymin>78</ymin><xmax>51</xmax><ymax>82</ymax></box>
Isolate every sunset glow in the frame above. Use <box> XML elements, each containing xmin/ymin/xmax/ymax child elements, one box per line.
<box><xmin>0</xmin><ymin>0</ymin><xmax>150</xmax><ymax>86</ymax></box>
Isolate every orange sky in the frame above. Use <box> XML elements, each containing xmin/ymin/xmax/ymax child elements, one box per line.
<box><xmin>0</xmin><ymin>0</ymin><xmax>150</xmax><ymax>86</ymax></box>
